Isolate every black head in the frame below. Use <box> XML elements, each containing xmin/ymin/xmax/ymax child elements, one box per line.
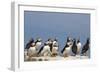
<box><xmin>29</xmin><ymin>38</ymin><xmax>34</xmax><ymax>43</ymax></box>
<box><xmin>66</xmin><ymin>43</ymin><xmax>70</xmax><ymax>47</ymax></box>
<box><xmin>77</xmin><ymin>39</ymin><xmax>80</xmax><ymax>43</ymax></box>
<box><xmin>67</xmin><ymin>37</ymin><xmax>70</xmax><ymax>42</ymax></box>
<box><xmin>54</xmin><ymin>38</ymin><xmax>58</xmax><ymax>42</ymax></box>
<box><xmin>48</xmin><ymin>38</ymin><xmax>52</xmax><ymax>41</ymax></box>
<box><xmin>86</xmin><ymin>38</ymin><xmax>90</xmax><ymax>44</ymax></box>
<box><xmin>36</xmin><ymin>38</ymin><xmax>42</xmax><ymax>42</ymax></box>
<box><xmin>44</xmin><ymin>42</ymin><xmax>48</xmax><ymax>46</ymax></box>
<box><xmin>73</xmin><ymin>39</ymin><xmax>76</xmax><ymax>44</ymax></box>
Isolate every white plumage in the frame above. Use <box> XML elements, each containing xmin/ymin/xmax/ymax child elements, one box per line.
<box><xmin>77</xmin><ymin>41</ymin><xmax>82</xmax><ymax>55</ymax></box>
<box><xmin>41</xmin><ymin>45</ymin><xmax>51</xmax><ymax>56</ymax></box>
<box><xmin>35</xmin><ymin>42</ymin><xmax>42</xmax><ymax>51</ymax></box>
<box><xmin>63</xmin><ymin>46</ymin><xmax>71</xmax><ymax>57</ymax></box>
<box><xmin>27</xmin><ymin>43</ymin><xmax>37</xmax><ymax>57</ymax></box>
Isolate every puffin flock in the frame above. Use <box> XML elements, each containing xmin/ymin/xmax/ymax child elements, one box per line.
<box><xmin>24</xmin><ymin>37</ymin><xmax>90</xmax><ymax>61</ymax></box>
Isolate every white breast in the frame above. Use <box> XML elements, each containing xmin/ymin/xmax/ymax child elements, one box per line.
<box><xmin>77</xmin><ymin>43</ymin><xmax>82</xmax><ymax>49</ymax></box>
<box><xmin>28</xmin><ymin>47</ymin><xmax>37</xmax><ymax>56</ymax></box>
<box><xmin>43</xmin><ymin>45</ymin><xmax>50</xmax><ymax>52</ymax></box>
<box><xmin>52</xmin><ymin>47</ymin><xmax>58</xmax><ymax>50</ymax></box>
<box><xmin>36</xmin><ymin>42</ymin><xmax>42</xmax><ymax>49</ymax></box>
<box><xmin>63</xmin><ymin>47</ymin><xmax>71</xmax><ymax>55</ymax></box>
<box><xmin>77</xmin><ymin>42</ymin><xmax>82</xmax><ymax>54</ymax></box>
<box><xmin>41</xmin><ymin>45</ymin><xmax>51</xmax><ymax>56</ymax></box>
<box><xmin>53</xmin><ymin>41</ymin><xmax>58</xmax><ymax>46</ymax></box>
<box><xmin>36</xmin><ymin>42</ymin><xmax>42</xmax><ymax>46</ymax></box>
<box><xmin>52</xmin><ymin>47</ymin><xmax>58</xmax><ymax>54</ymax></box>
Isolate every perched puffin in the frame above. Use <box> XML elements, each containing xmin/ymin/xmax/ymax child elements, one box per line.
<box><xmin>45</xmin><ymin>38</ymin><xmax>53</xmax><ymax>52</ymax></box>
<box><xmin>27</xmin><ymin>42</ymin><xmax>37</xmax><ymax>57</ymax></box>
<box><xmin>35</xmin><ymin>38</ymin><xmax>42</xmax><ymax>51</ymax></box>
<box><xmin>71</xmin><ymin>39</ymin><xmax>77</xmax><ymax>56</ymax></box>
<box><xmin>81</xmin><ymin>38</ymin><xmax>90</xmax><ymax>56</ymax></box>
<box><xmin>61</xmin><ymin>37</ymin><xmax>73</xmax><ymax>57</ymax></box>
<box><xmin>46</xmin><ymin>38</ymin><xmax>53</xmax><ymax>45</ymax></box>
<box><xmin>38</xmin><ymin>42</ymin><xmax>51</xmax><ymax>57</ymax></box>
<box><xmin>25</xmin><ymin>38</ymin><xmax>34</xmax><ymax>49</ymax></box>
<box><xmin>61</xmin><ymin>43</ymin><xmax>71</xmax><ymax>57</ymax></box>
<box><xmin>24</xmin><ymin>38</ymin><xmax>34</xmax><ymax>58</ymax></box>
<box><xmin>51</xmin><ymin>38</ymin><xmax>59</xmax><ymax>57</ymax></box>
<box><xmin>76</xmin><ymin>39</ymin><xmax>82</xmax><ymax>55</ymax></box>
<box><xmin>66</xmin><ymin>37</ymin><xmax>73</xmax><ymax>46</ymax></box>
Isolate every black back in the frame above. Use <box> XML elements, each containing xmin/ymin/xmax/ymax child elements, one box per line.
<box><xmin>81</xmin><ymin>38</ymin><xmax>90</xmax><ymax>54</ymax></box>
<box><xmin>49</xmin><ymin>43</ymin><xmax>53</xmax><ymax>52</ymax></box>
<box><xmin>25</xmin><ymin>38</ymin><xmax>34</xmax><ymax>49</ymax></box>
<box><xmin>67</xmin><ymin>37</ymin><xmax>70</xmax><ymax>42</ymax></box>
<box><xmin>37</xmin><ymin>46</ymin><xmax>44</xmax><ymax>55</ymax></box>
<box><xmin>61</xmin><ymin>43</ymin><xmax>69</xmax><ymax>53</ymax></box>
<box><xmin>71</xmin><ymin>39</ymin><xmax>77</xmax><ymax>55</ymax></box>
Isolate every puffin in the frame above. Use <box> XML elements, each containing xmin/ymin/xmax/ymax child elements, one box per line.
<box><xmin>81</xmin><ymin>38</ymin><xmax>90</xmax><ymax>56</ymax></box>
<box><xmin>27</xmin><ymin>42</ymin><xmax>37</xmax><ymax>57</ymax></box>
<box><xmin>38</xmin><ymin>42</ymin><xmax>51</xmax><ymax>57</ymax></box>
<box><xmin>25</xmin><ymin>38</ymin><xmax>34</xmax><ymax>49</ymax></box>
<box><xmin>24</xmin><ymin>38</ymin><xmax>34</xmax><ymax>59</ymax></box>
<box><xmin>51</xmin><ymin>38</ymin><xmax>59</xmax><ymax>57</ymax></box>
<box><xmin>76</xmin><ymin>39</ymin><xmax>82</xmax><ymax>55</ymax></box>
<box><xmin>66</xmin><ymin>37</ymin><xmax>73</xmax><ymax>46</ymax></box>
<box><xmin>35</xmin><ymin>38</ymin><xmax>42</xmax><ymax>51</ymax></box>
<box><xmin>71</xmin><ymin>39</ymin><xmax>77</xmax><ymax>56</ymax></box>
<box><xmin>45</xmin><ymin>38</ymin><xmax>53</xmax><ymax>52</ymax></box>
<box><xmin>61</xmin><ymin>43</ymin><xmax>71</xmax><ymax>57</ymax></box>
<box><xmin>61</xmin><ymin>37</ymin><xmax>72</xmax><ymax>57</ymax></box>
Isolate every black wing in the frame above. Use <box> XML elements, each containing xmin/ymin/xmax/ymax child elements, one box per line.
<box><xmin>81</xmin><ymin>44</ymin><xmax>89</xmax><ymax>54</ymax></box>
<box><xmin>37</xmin><ymin>46</ymin><xmax>44</xmax><ymax>54</ymax></box>
<box><xmin>72</xmin><ymin>45</ymin><xmax>77</xmax><ymax>55</ymax></box>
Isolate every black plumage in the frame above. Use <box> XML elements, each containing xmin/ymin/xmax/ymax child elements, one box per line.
<box><xmin>49</xmin><ymin>43</ymin><xmax>53</xmax><ymax>52</ymax></box>
<box><xmin>61</xmin><ymin>43</ymin><xmax>69</xmax><ymax>54</ymax></box>
<box><xmin>37</xmin><ymin>46</ymin><xmax>44</xmax><ymax>55</ymax></box>
<box><xmin>81</xmin><ymin>38</ymin><xmax>90</xmax><ymax>55</ymax></box>
<box><xmin>71</xmin><ymin>39</ymin><xmax>77</xmax><ymax>55</ymax></box>
<box><xmin>25</xmin><ymin>38</ymin><xmax>34</xmax><ymax>49</ymax></box>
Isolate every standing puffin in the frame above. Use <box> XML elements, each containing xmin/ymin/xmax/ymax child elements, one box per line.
<box><xmin>38</xmin><ymin>42</ymin><xmax>51</xmax><ymax>57</ymax></box>
<box><xmin>76</xmin><ymin>39</ymin><xmax>82</xmax><ymax>55</ymax></box>
<box><xmin>24</xmin><ymin>38</ymin><xmax>34</xmax><ymax>59</ymax></box>
<box><xmin>25</xmin><ymin>38</ymin><xmax>34</xmax><ymax>49</ymax></box>
<box><xmin>27</xmin><ymin>42</ymin><xmax>37</xmax><ymax>57</ymax></box>
<box><xmin>61</xmin><ymin>37</ymin><xmax>72</xmax><ymax>57</ymax></box>
<box><xmin>67</xmin><ymin>37</ymin><xmax>73</xmax><ymax>46</ymax></box>
<box><xmin>81</xmin><ymin>38</ymin><xmax>90</xmax><ymax>56</ymax></box>
<box><xmin>45</xmin><ymin>38</ymin><xmax>53</xmax><ymax>52</ymax></box>
<box><xmin>51</xmin><ymin>38</ymin><xmax>59</xmax><ymax>57</ymax></box>
<box><xmin>71</xmin><ymin>39</ymin><xmax>77</xmax><ymax>56</ymax></box>
<box><xmin>35</xmin><ymin>38</ymin><xmax>42</xmax><ymax>51</ymax></box>
<box><xmin>61</xmin><ymin>43</ymin><xmax>71</xmax><ymax>57</ymax></box>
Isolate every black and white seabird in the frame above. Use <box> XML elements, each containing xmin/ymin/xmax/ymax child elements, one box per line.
<box><xmin>76</xmin><ymin>39</ymin><xmax>82</xmax><ymax>55</ymax></box>
<box><xmin>25</xmin><ymin>38</ymin><xmax>34</xmax><ymax>49</ymax></box>
<box><xmin>51</xmin><ymin>38</ymin><xmax>59</xmax><ymax>57</ymax></box>
<box><xmin>66</xmin><ymin>37</ymin><xmax>73</xmax><ymax>46</ymax></box>
<box><xmin>24</xmin><ymin>38</ymin><xmax>34</xmax><ymax>58</ymax></box>
<box><xmin>71</xmin><ymin>39</ymin><xmax>77</xmax><ymax>56</ymax></box>
<box><xmin>61</xmin><ymin>37</ymin><xmax>73</xmax><ymax>57</ymax></box>
<box><xmin>38</xmin><ymin>42</ymin><xmax>51</xmax><ymax>57</ymax></box>
<box><xmin>61</xmin><ymin>43</ymin><xmax>71</xmax><ymax>57</ymax></box>
<box><xmin>81</xmin><ymin>38</ymin><xmax>90</xmax><ymax>56</ymax></box>
<box><xmin>27</xmin><ymin>42</ymin><xmax>37</xmax><ymax>57</ymax></box>
<box><xmin>35</xmin><ymin>38</ymin><xmax>42</xmax><ymax>51</ymax></box>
